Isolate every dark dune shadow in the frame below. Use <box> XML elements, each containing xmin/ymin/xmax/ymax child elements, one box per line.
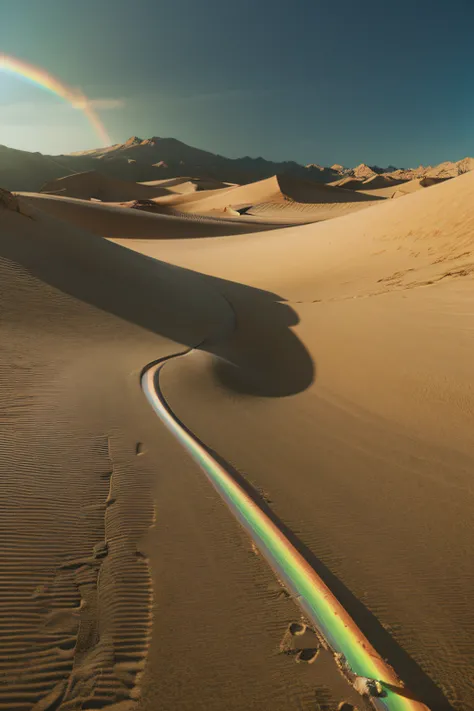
<box><xmin>184</xmin><ymin>270</ymin><xmax>314</xmax><ymax>397</ymax></box>
<box><xmin>151</xmin><ymin>365</ymin><xmax>454</xmax><ymax>711</ymax></box>
<box><xmin>0</xmin><ymin>209</ymin><xmax>314</xmax><ymax>398</ymax></box>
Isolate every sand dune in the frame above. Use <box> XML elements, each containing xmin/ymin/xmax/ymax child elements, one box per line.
<box><xmin>330</xmin><ymin>174</ymin><xmax>406</xmax><ymax>192</ymax></box>
<box><xmin>23</xmin><ymin>172</ymin><xmax>381</xmax><ymax>233</ymax></box>
<box><xmin>1</xmin><ymin>189</ymin><xmax>376</xmax><ymax>710</ymax></box>
<box><xmin>358</xmin><ymin>174</ymin><xmax>404</xmax><ymax>190</ymax></box>
<box><xmin>329</xmin><ymin>175</ymin><xmax>366</xmax><ymax>190</ymax></box>
<box><xmin>40</xmin><ymin>170</ymin><xmax>174</xmax><ymax>201</ymax></box>
<box><xmin>136</xmin><ymin>167</ymin><xmax>474</xmax><ymax>298</ymax></box>
<box><xmin>151</xmin><ymin>173</ymin><xmax>380</xmax><ymax>215</ymax></box>
<box><xmin>2</xmin><ymin>167</ymin><xmax>473</xmax><ymax>710</ymax></box>
<box><xmin>139</xmin><ymin>176</ymin><xmax>194</xmax><ymax>187</ymax></box>
<box><xmin>139</xmin><ymin>177</ymin><xmax>199</xmax><ymax>194</ymax></box>
<box><xmin>117</xmin><ymin>171</ymin><xmax>474</xmax><ymax>710</ymax></box>
<box><xmin>243</xmin><ymin>199</ymin><xmax>379</xmax><ymax>222</ymax></box>
<box><xmin>0</xmin><ymin>193</ymin><xmax>237</xmax><ymax>710</ymax></box>
<box><xmin>360</xmin><ymin>176</ymin><xmax>448</xmax><ymax>199</ymax></box>
<box><xmin>18</xmin><ymin>192</ymin><xmax>307</xmax><ymax>238</ymax></box>
<box><xmin>138</xmin><ymin>176</ymin><xmax>236</xmax><ymax>194</ymax></box>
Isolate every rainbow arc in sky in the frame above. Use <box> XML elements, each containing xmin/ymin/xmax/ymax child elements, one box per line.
<box><xmin>0</xmin><ymin>53</ymin><xmax>111</xmax><ymax>146</ymax></box>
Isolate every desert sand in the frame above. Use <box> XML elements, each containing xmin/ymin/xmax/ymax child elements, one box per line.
<box><xmin>1</xmin><ymin>160</ymin><xmax>473</xmax><ymax>711</ymax></box>
<box><xmin>40</xmin><ymin>170</ymin><xmax>176</xmax><ymax>201</ymax></box>
<box><xmin>359</xmin><ymin>177</ymin><xmax>449</xmax><ymax>199</ymax></box>
<box><xmin>149</xmin><ymin>173</ymin><xmax>379</xmax><ymax>212</ymax></box>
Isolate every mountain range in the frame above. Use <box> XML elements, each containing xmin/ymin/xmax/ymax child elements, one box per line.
<box><xmin>1</xmin><ymin>136</ymin><xmax>473</xmax><ymax>192</ymax></box>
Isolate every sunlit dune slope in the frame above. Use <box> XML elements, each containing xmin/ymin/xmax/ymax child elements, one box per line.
<box><xmin>118</xmin><ymin>170</ymin><xmax>474</xmax><ymax>711</ymax></box>
<box><xmin>151</xmin><ymin>173</ymin><xmax>380</xmax><ymax>214</ymax></box>
<box><xmin>360</xmin><ymin>176</ymin><xmax>448</xmax><ymax>199</ymax></box>
<box><xmin>1</xmin><ymin>189</ymin><xmax>355</xmax><ymax>710</ymax></box>
<box><xmin>134</xmin><ymin>169</ymin><xmax>474</xmax><ymax>300</ymax></box>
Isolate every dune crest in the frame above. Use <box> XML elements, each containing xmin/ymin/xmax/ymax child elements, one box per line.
<box><xmin>150</xmin><ymin>173</ymin><xmax>379</xmax><ymax>221</ymax></box>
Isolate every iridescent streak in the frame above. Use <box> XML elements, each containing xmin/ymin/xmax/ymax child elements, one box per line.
<box><xmin>0</xmin><ymin>53</ymin><xmax>111</xmax><ymax>145</ymax></box>
<box><xmin>142</xmin><ymin>361</ymin><xmax>430</xmax><ymax>711</ymax></box>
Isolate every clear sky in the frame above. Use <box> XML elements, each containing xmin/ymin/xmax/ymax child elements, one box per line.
<box><xmin>1</xmin><ymin>0</ymin><xmax>474</xmax><ymax>167</ymax></box>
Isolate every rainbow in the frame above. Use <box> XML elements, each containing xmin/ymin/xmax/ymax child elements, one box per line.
<box><xmin>142</xmin><ymin>360</ymin><xmax>431</xmax><ymax>711</ymax></box>
<box><xmin>0</xmin><ymin>53</ymin><xmax>111</xmax><ymax>146</ymax></box>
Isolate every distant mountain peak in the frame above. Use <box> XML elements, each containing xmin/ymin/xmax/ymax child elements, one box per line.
<box><xmin>124</xmin><ymin>136</ymin><xmax>144</xmax><ymax>146</ymax></box>
<box><xmin>353</xmin><ymin>163</ymin><xmax>377</xmax><ymax>179</ymax></box>
<box><xmin>2</xmin><ymin>135</ymin><xmax>474</xmax><ymax>193</ymax></box>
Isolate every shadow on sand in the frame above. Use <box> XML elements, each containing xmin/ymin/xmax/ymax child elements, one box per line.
<box><xmin>0</xmin><ymin>210</ymin><xmax>452</xmax><ymax>710</ymax></box>
<box><xmin>0</xmin><ymin>208</ymin><xmax>314</xmax><ymax>396</ymax></box>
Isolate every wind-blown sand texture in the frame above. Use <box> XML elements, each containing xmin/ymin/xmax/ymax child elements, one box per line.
<box><xmin>1</xmin><ymin>167</ymin><xmax>473</xmax><ymax>710</ymax></box>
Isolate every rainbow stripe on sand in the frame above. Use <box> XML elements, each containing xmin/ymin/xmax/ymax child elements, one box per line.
<box><xmin>142</xmin><ymin>361</ymin><xmax>430</xmax><ymax>711</ymax></box>
<box><xmin>0</xmin><ymin>53</ymin><xmax>111</xmax><ymax>145</ymax></box>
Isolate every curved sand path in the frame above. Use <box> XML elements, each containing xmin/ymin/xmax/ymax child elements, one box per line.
<box><xmin>121</xmin><ymin>171</ymin><xmax>474</xmax><ymax>709</ymax></box>
<box><xmin>2</xmin><ymin>192</ymin><xmax>378</xmax><ymax>710</ymax></box>
<box><xmin>3</xmin><ymin>173</ymin><xmax>468</xmax><ymax>708</ymax></box>
<box><xmin>142</xmin><ymin>355</ymin><xmax>430</xmax><ymax>711</ymax></box>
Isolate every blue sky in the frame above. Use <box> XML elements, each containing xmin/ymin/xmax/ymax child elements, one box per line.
<box><xmin>1</xmin><ymin>0</ymin><xmax>474</xmax><ymax>166</ymax></box>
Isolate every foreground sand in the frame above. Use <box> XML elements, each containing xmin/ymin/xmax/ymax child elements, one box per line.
<box><xmin>0</xmin><ymin>192</ymin><xmax>365</xmax><ymax>710</ymax></box>
<box><xmin>117</xmin><ymin>172</ymin><xmax>474</xmax><ymax>711</ymax></box>
<box><xmin>1</xmin><ymin>169</ymin><xmax>473</xmax><ymax>709</ymax></box>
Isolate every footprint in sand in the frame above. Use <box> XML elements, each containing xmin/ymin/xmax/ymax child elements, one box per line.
<box><xmin>280</xmin><ymin>621</ymin><xmax>320</xmax><ymax>663</ymax></box>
